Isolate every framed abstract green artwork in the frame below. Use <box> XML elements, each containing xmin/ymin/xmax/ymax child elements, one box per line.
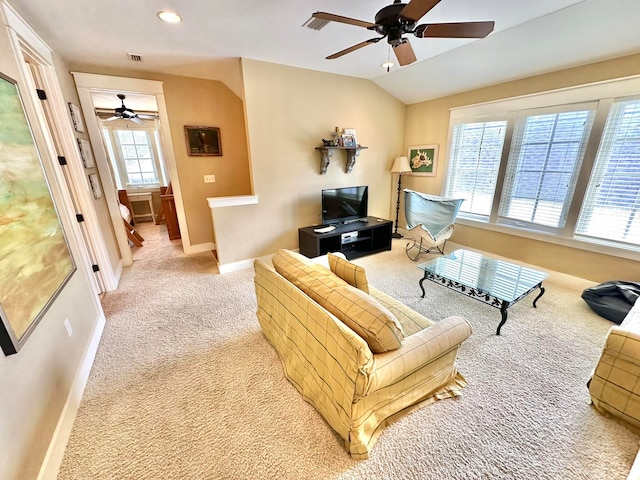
<box><xmin>0</xmin><ymin>72</ymin><xmax>75</xmax><ymax>355</ymax></box>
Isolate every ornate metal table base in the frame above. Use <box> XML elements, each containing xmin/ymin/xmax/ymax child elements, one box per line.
<box><xmin>419</xmin><ymin>271</ymin><xmax>546</xmax><ymax>335</ymax></box>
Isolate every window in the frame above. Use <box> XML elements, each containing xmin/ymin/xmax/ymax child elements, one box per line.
<box><xmin>444</xmin><ymin>77</ymin><xmax>640</xmax><ymax>253</ymax></box>
<box><xmin>445</xmin><ymin>120</ymin><xmax>507</xmax><ymax>218</ymax></box>
<box><xmin>499</xmin><ymin>106</ymin><xmax>596</xmax><ymax>229</ymax></box>
<box><xmin>102</xmin><ymin>125</ymin><xmax>166</xmax><ymax>190</ymax></box>
<box><xmin>576</xmin><ymin>98</ymin><xmax>640</xmax><ymax>245</ymax></box>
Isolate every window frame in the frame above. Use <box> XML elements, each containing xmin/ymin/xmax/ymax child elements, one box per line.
<box><xmin>443</xmin><ymin>75</ymin><xmax>640</xmax><ymax>260</ymax></box>
<box><xmin>101</xmin><ymin>123</ymin><xmax>166</xmax><ymax>190</ymax></box>
<box><xmin>496</xmin><ymin>103</ymin><xmax>598</xmax><ymax>233</ymax></box>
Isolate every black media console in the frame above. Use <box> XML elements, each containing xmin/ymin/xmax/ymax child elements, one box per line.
<box><xmin>298</xmin><ymin>216</ymin><xmax>393</xmax><ymax>260</ymax></box>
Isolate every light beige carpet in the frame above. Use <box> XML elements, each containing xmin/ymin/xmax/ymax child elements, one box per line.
<box><xmin>58</xmin><ymin>240</ymin><xmax>639</xmax><ymax>479</ymax></box>
<box><xmin>131</xmin><ymin>221</ymin><xmax>185</xmax><ymax>263</ymax></box>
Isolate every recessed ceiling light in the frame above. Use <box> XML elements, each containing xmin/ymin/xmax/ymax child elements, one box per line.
<box><xmin>157</xmin><ymin>11</ymin><xmax>182</xmax><ymax>23</ymax></box>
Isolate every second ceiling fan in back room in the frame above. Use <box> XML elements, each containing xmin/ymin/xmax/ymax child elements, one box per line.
<box><xmin>103</xmin><ymin>94</ymin><xmax>145</xmax><ymax>125</ymax></box>
<box><xmin>306</xmin><ymin>0</ymin><xmax>495</xmax><ymax>67</ymax></box>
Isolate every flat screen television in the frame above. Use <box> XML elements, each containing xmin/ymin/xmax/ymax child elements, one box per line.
<box><xmin>321</xmin><ymin>185</ymin><xmax>368</xmax><ymax>225</ymax></box>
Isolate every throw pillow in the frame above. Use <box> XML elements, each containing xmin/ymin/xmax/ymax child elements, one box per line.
<box><xmin>272</xmin><ymin>249</ymin><xmax>404</xmax><ymax>353</ymax></box>
<box><xmin>321</xmin><ymin>284</ymin><xmax>404</xmax><ymax>353</ymax></box>
<box><xmin>327</xmin><ymin>253</ymin><xmax>370</xmax><ymax>294</ymax></box>
<box><xmin>272</xmin><ymin>249</ymin><xmax>342</xmax><ymax>289</ymax></box>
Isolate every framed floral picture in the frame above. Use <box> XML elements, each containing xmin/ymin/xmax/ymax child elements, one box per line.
<box><xmin>408</xmin><ymin>144</ymin><xmax>438</xmax><ymax>176</ymax></box>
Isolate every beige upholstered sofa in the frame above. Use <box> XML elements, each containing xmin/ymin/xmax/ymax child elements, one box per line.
<box><xmin>589</xmin><ymin>298</ymin><xmax>640</xmax><ymax>431</ymax></box>
<box><xmin>253</xmin><ymin>249</ymin><xmax>472</xmax><ymax>459</ymax></box>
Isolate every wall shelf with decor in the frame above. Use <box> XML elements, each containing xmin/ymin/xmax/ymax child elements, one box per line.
<box><xmin>315</xmin><ymin>146</ymin><xmax>368</xmax><ymax>174</ymax></box>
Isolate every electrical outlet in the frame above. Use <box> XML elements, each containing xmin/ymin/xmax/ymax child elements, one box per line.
<box><xmin>204</xmin><ymin>174</ymin><xmax>216</xmax><ymax>183</ymax></box>
<box><xmin>63</xmin><ymin>318</ymin><xmax>73</xmax><ymax>337</ymax></box>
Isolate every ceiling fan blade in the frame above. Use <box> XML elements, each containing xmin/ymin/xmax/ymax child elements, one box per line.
<box><xmin>393</xmin><ymin>41</ymin><xmax>417</xmax><ymax>66</ymax></box>
<box><xmin>312</xmin><ymin>12</ymin><xmax>377</xmax><ymax>29</ymax></box>
<box><xmin>416</xmin><ymin>21</ymin><xmax>495</xmax><ymax>38</ymax></box>
<box><xmin>104</xmin><ymin>115</ymin><xmax>119</xmax><ymax>122</ymax></box>
<box><xmin>326</xmin><ymin>37</ymin><xmax>382</xmax><ymax>60</ymax></box>
<box><xmin>399</xmin><ymin>0</ymin><xmax>442</xmax><ymax>23</ymax></box>
<box><xmin>129</xmin><ymin>116</ymin><xmax>145</xmax><ymax>125</ymax></box>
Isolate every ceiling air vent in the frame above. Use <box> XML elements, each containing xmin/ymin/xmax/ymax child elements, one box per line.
<box><xmin>127</xmin><ymin>53</ymin><xmax>143</xmax><ymax>62</ymax></box>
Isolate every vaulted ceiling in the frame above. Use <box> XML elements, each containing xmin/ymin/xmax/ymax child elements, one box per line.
<box><xmin>8</xmin><ymin>0</ymin><xmax>640</xmax><ymax>105</ymax></box>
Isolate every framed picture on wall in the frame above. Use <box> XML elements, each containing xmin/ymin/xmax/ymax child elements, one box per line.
<box><xmin>77</xmin><ymin>138</ymin><xmax>95</xmax><ymax>168</ymax></box>
<box><xmin>88</xmin><ymin>173</ymin><xmax>102</xmax><ymax>199</ymax></box>
<box><xmin>0</xmin><ymin>72</ymin><xmax>76</xmax><ymax>355</ymax></box>
<box><xmin>407</xmin><ymin>144</ymin><xmax>438</xmax><ymax>176</ymax></box>
<box><xmin>184</xmin><ymin>125</ymin><xmax>222</xmax><ymax>156</ymax></box>
<box><xmin>68</xmin><ymin>102</ymin><xmax>85</xmax><ymax>133</ymax></box>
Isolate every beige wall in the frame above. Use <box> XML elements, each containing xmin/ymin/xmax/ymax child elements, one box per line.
<box><xmin>403</xmin><ymin>53</ymin><xmax>640</xmax><ymax>282</ymax></box>
<box><xmin>161</xmin><ymin>74</ymin><xmax>251</xmax><ymax>244</ymax></box>
<box><xmin>212</xmin><ymin>59</ymin><xmax>406</xmax><ymax>266</ymax></box>
<box><xmin>65</xmin><ymin>64</ymin><xmax>252</xmax><ymax>248</ymax></box>
<box><xmin>0</xmin><ymin>10</ymin><xmax>103</xmax><ymax>480</ymax></box>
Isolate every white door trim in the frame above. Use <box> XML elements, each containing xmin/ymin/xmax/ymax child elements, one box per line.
<box><xmin>1</xmin><ymin>2</ymin><xmax>118</xmax><ymax>291</ymax></box>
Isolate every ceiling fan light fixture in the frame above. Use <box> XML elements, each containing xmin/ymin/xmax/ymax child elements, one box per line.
<box><xmin>157</xmin><ymin>11</ymin><xmax>182</xmax><ymax>23</ymax></box>
<box><xmin>381</xmin><ymin>61</ymin><xmax>395</xmax><ymax>72</ymax></box>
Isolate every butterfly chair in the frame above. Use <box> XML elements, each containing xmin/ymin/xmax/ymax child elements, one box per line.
<box><xmin>403</xmin><ymin>189</ymin><xmax>464</xmax><ymax>261</ymax></box>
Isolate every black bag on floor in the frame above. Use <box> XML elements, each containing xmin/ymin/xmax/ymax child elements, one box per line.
<box><xmin>581</xmin><ymin>281</ymin><xmax>640</xmax><ymax>324</ymax></box>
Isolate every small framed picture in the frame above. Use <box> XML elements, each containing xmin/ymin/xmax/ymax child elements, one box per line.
<box><xmin>68</xmin><ymin>102</ymin><xmax>85</xmax><ymax>133</ymax></box>
<box><xmin>343</xmin><ymin>128</ymin><xmax>357</xmax><ymax>145</ymax></box>
<box><xmin>88</xmin><ymin>173</ymin><xmax>102</xmax><ymax>199</ymax></box>
<box><xmin>184</xmin><ymin>125</ymin><xmax>222</xmax><ymax>156</ymax></box>
<box><xmin>341</xmin><ymin>134</ymin><xmax>357</xmax><ymax>147</ymax></box>
<box><xmin>77</xmin><ymin>138</ymin><xmax>95</xmax><ymax>168</ymax></box>
<box><xmin>408</xmin><ymin>144</ymin><xmax>438</xmax><ymax>176</ymax></box>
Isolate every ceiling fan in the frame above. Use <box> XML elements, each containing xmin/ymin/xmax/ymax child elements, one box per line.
<box><xmin>307</xmin><ymin>0</ymin><xmax>495</xmax><ymax>67</ymax></box>
<box><xmin>104</xmin><ymin>94</ymin><xmax>145</xmax><ymax>125</ymax></box>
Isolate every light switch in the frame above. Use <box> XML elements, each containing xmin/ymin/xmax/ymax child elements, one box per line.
<box><xmin>204</xmin><ymin>174</ymin><xmax>216</xmax><ymax>183</ymax></box>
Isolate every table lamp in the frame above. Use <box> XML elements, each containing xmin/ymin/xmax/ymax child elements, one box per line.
<box><xmin>389</xmin><ymin>156</ymin><xmax>412</xmax><ymax>238</ymax></box>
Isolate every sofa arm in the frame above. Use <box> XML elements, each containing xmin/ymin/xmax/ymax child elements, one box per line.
<box><xmin>594</xmin><ymin>325</ymin><xmax>640</xmax><ymax>372</ymax></box>
<box><xmin>361</xmin><ymin>315</ymin><xmax>472</xmax><ymax>396</ymax></box>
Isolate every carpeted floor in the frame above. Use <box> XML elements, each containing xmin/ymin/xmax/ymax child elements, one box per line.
<box><xmin>131</xmin><ymin>221</ymin><xmax>185</xmax><ymax>262</ymax></box>
<box><xmin>58</xmin><ymin>239</ymin><xmax>639</xmax><ymax>479</ymax></box>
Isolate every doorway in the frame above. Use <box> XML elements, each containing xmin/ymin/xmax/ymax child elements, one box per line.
<box><xmin>91</xmin><ymin>91</ymin><xmax>179</xmax><ymax>259</ymax></box>
<box><xmin>72</xmin><ymin>73</ymin><xmax>188</xmax><ymax>269</ymax></box>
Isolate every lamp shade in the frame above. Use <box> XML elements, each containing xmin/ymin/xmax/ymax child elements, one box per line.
<box><xmin>390</xmin><ymin>156</ymin><xmax>411</xmax><ymax>174</ymax></box>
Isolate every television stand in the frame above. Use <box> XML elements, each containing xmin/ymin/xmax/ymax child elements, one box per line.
<box><xmin>298</xmin><ymin>216</ymin><xmax>392</xmax><ymax>260</ymax></box>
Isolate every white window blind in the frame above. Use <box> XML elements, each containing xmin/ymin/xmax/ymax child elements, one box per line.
<box><xmin>499</xmin><ymin>106</ymin><xmax>596</xmax><ymax>229</ymax></box>
<box><xmin>576</xmin><ymin>97</ymin><xmax>640</xmax><ymax>244</ymax></box>
<box><xmin>445</xmin><ymin>121</ymin><xmax>507</xmax><ymax>217</ymax></box>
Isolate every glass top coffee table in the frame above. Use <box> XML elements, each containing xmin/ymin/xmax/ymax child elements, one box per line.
<box><xmin>417</xmin><ymin>249</ymin><xmax>548</xmax><ymax>335</ymax></box>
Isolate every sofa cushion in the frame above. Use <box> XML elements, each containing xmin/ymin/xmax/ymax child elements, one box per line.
<box><xmin>272</xmin><ymin>249</ymin><xmax>404</xmax><ymax>353</ymax></box>
<box><xmin>328</xmin><ymin>253</ymin><xmax>370</xmax><ymax>294</ymax></box>
<box><xmin>272</xmin><ymin>249</ymin><xmax>343</xmax><ymax>289</ymax></box>
<box><xmin>322</xmin><ymin>284</ymin><xmax>404</xmax><ymax>353</ymax></box>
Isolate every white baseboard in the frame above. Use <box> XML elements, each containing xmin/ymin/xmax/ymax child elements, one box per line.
<box><xmin>217</xmin><ymin>249</ymin><xmax>300</xmax><ymax>274</ymax></box>
<box><xmin>37</xmin><ymin>312</ymin><xmax>106</xmax><ymax>480</ymax></box>
<box><xmin>628</xmin><ymin>445</ymin><xmax>640</xmax><ymax>480</ymax></box>
<box><xmin>183</xmin><ymin>241</ymin><xmax>216</xmax><ymax>255</ymax></box>
<box><xmin>218</xmin><ymin>257</ymin><xmax>255</xmax><ymax>274</ymax></box>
